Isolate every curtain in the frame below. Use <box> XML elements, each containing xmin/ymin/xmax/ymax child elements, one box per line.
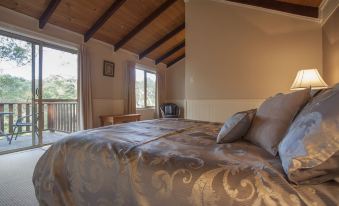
<box><xmin>79</xmin><ymin>44</ymin><xmax>93</xmax><ymax>130</ymax></box>
<box><xmin>124</xmin><ymin>61</ymin><xmax>136</xmax><ymax>114</ymax></box>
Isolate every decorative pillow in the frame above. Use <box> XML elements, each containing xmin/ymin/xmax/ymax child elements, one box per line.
<box><xmin>244</xmin><ymin>88</ymin><xmax>311</xmax><ymax>156</ymax></box>
<box><xmin>216</xmin><ymin>109</ymin><xmax>256</xmax><ymax>144</ymax></box>
<box><xmin>279</xmin><ymin>84</ymin><xmax>339</xmax><ymax>184</ymax></box>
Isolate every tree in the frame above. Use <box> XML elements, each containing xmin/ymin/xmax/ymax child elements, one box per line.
<box><xmin>0</xmin><ymin>35</ymin><xmax>77</xmax><ymax>102</ymax></box>
<box><xmin>43</xmin><ymin>75</ymin><xmax>77</xmax><ymax>99</ymax></box>
<box><xmin>0</xmin><ymin>75</ymin><xmax>31</xmax><ymax>102</ymax></box>
<box><xmin>0</xmin><ymin>35</ymin><xmax>31</xmax><ymax>66</ymax></box>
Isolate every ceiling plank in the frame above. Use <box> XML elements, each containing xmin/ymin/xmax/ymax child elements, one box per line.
<box><xmin>84</xmin><ymin>0</ymin><xmax>127</xmax><ymax>42</ymax></box>
<box><xmin>139</xmin><ymin>22</ymin><xmax>185</xmax><ymax>60</ymax></box>
<box><xmin>39</xmin><ymin>0</ymin><xmax>61</xmax><ymax>29</ymax></box>
<box><xmin>155</xmin><ymin>41</ymin><xmax>185</xmax><ymax>64</ymax></box>
<box><xmin>226</xmin><ymin>0</ymin><xmax>318</xmax><ymax>18</ymax></box>
<box><xmin>114</xmin><ymin>0</ymin><xmax>177</xmax><ymax>52</ymax></box>
<box><xmin>167</xmin><ymin>54</ymin><xmax>185</xmax><ymax>67</ymax></box>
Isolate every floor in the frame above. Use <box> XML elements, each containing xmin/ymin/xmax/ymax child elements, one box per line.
<box><xmin>0</xmin><ymin>146</ymin><xmax>49</xmax><ymax>206</ymax></box>
<box><xmin>0</xmin><ymin>131</ymin><xmax>67</xmax><ymax>153</ymax></box>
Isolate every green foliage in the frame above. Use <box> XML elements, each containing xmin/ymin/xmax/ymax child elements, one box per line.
<box><xmin>43</xmin><ymin>75</ymin><xmax>77</xmax><ymax>99</ymax></box>
<box><xmin>135</xmin><ymin>73</ymin><xmax>156</xmax><ymax>108</ymax></box>
<box><xmin>0</xmin><ymin>74</ymin><xmax>77</xmax><ymax>103</ymax></box>
<box><xmin>0</xmin><ymin>74</ymin><xmax>31</xmax><ymax>102</ymax></box>
<box><xmin>0</xmin><ymin>35</ymin><xmax>31</xmax><ymax>66</ymax></box>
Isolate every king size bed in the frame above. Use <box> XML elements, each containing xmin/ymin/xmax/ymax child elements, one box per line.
<box><xmin>33</xmin><ymin>85</ymin><xmax>339</xmax><ymax>206</ymax></box>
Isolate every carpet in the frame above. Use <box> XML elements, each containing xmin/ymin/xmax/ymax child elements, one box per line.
<box><xmin>0</xmin><ymin>146</ymin><xmax>49</xmax><ymax>206</ymax></box>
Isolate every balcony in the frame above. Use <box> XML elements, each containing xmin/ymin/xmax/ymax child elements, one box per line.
<box><xmin>0</xmin><ymin>100</ymin><xmax>78</xmax><ymax>153</ymax></box>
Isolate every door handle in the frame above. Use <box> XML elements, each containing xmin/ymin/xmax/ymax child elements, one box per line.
<box><xmin>35</xmin><ymin>88</ymin><xmax>39</xmax><ymax>97</ymax></box>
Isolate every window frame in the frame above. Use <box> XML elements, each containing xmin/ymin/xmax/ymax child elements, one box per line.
<box><xmin>135</xmin><ymin>67</ymin><xmax>156</xmax><ymax>109</ymax></box>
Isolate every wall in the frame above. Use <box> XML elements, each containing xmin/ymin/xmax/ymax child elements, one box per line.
<box><xmin>166</xmin><ymin>59</ymin><xmax>186</xmax><ymax>117</ymax></box>
<box><xmin>0</xmin><ymin>6</ymin><xmax>167</xmax><ymax>128</ymax></box>
<box><xmin>323</xmin><ymin>7</ymin><xmax>339</xmax><ymax>86</ymax></box>
<box><xmin>183</xmin><ymin>0</ymin><xmax>323</xmax><ymax>122</ymax></box>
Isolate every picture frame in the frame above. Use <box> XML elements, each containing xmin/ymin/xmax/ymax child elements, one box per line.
<box><xmin>103</xmin><ymin>60</ymin><xmax>115</xmax><ymax>77</ymax></box>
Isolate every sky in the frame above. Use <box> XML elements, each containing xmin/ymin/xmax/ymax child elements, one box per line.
<box><xmin>0</xmin><ymin>44</ymin><xmax>78</xmax><ymax>80</ymax></box>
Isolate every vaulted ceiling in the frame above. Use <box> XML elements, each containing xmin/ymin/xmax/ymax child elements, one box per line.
<box><xmin>0</xmin><ymin>0</ymin><xmax>324</xmax><ymax>67</ymax></box>
<box><xmin>0</xmin><ymin>0</ymin><xmax>185</xmax><ymax>67</ymax></box>
<box><xmin>226</xmin><ymin>0</ymin><xmax>323</xmax><ymax>18</ymax></box>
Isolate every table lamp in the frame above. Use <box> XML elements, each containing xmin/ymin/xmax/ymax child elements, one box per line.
<box><xmin>290</xmin><ymin>69</ymin><xmax>328</xmax><ymax>90</ymax></box>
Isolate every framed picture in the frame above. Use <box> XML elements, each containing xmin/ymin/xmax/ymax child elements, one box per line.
<box><xmin>103</xmin><ymin>60</ymin><xmax>115</xmax><ymax>77</ymax></box>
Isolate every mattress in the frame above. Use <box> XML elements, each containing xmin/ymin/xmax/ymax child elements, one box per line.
<box><xmin>33</xmin><ymin>119</ymin><xmax>339</xmax><ymax>206</ymax></box>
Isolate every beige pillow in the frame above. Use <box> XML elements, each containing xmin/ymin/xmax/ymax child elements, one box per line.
<box><xmin>216</xmin><ymin>109</ymin><xmax>256</xmax><ymax>144</ymax></box>
<box><xmin>244</xmin><ymin>88</ymin><xmax>310</xmax><ymax>156</ymax></box>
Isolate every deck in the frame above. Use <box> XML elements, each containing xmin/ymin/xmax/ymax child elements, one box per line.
<box><xmin>0</xmin><ymin>131</ymin><xmax>68</xmax><ymax>153</ymax></box>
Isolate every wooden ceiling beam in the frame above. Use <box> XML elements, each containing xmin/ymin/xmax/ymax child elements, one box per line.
<box><xmin>39</xmin><ymin>0</ymin><xmax>61</xmax><ymax>29</ymax></box>
<box><xmin>167</xmin><ymin>54</ymin><xmax>185</xmax><ymax>68</ymax></box>
<box><xmin>155</xmin><ymin>41</ymin><xmax>185</xmax><ymax>65</ymax></box>
<box><xmin>139</xmin><ymin>23</ymin><xmax>185</xmax><ymax>60</ymax></box>
<box><xmin>84</xmin><ymin>0</ymin><xmax>127</xmax><ymax>42</ymax></box>
<box><xmin>226</xmin><ymin>0</ymin><xmax>318</xmax><ymax>18</ymax></box>
<box><xmin>114</xmin><ymin>0</ymin><xmax>177</xmax><ymax>52</ymax></box>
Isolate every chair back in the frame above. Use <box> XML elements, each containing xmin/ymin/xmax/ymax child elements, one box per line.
<box><xmin>160</xmin><ymin>103</ymin><xmax>180</xmax><ymax>118</ymax></box>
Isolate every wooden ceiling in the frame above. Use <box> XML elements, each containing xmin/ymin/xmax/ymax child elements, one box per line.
<box><xmin>0</xmin><ymin>0</ymin><xmax>185</xmax><ymax>67</ymax></box>
<box><xmin>226</xmin><ymin>0</ymin><xmax>323</xmax><ymax>17</ymax></box>
<box><xmin>0</xmin><ymin>0</ymin><xmax>324</xmax><ymax>67</ymax></box>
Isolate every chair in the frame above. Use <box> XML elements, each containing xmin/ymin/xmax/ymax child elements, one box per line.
<box><xmin>160</xmin><ymin>103</ymin><xmax>180</xmax><ymax>118</ymax></box>
<box><xmin>9</xmin><ymin>114</ymin><xmax>39</xmax><ymax>144</ymax></box>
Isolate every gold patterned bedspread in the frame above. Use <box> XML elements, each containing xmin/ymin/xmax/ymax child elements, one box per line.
<box><xmin>33</xmin><ymin>119</ymin><xmax>339</xmax><ymax>206</ymax></box>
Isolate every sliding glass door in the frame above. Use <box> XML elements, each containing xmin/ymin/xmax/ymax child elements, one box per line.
<box><xmin>0</xmin><ymin>32</ymin><xmax>36</xmax><ymax>153</ymax></box>
<box><xmin>0</xmin><ymin>31</ymin><xmax>79</xmax><ymax>154</ymax></box>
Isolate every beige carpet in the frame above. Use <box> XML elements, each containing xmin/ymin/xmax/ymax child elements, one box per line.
<box><xmin>0</xmin><ymin>147</ymin><xmax>49</xmax><ymax>206</ymax></box>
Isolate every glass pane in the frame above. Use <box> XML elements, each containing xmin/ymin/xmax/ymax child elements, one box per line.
<box><xmin>146</xmin><ymin>72</ymin><xmax>156</xmax><ymax>107</ymax></box>
<box><xmin>0</xmin><ymin>34</ymin><xmax>34</xmax><ymax>152</ymax></box>
<box><xmin>42</xmin><ymin>46</ymin><xmax>79</xmax><ymax>144</ymax></box>
<box><xmin>135</xmin><ymin>69</ymin><xmax>145</xmax><ymax>108</ymax></box>
<box><xmin>42</xmin><ymin>47</ymin><xmax>78</xmax><ymax>100</ymax></box>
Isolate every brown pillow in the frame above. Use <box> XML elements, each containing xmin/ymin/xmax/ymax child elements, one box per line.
<box><xmin>244</xmin><ymin>88</ymin><xmax>311</xmax><ymax>156</ymax></box>
<box><xmin>216</xmin><ymin>109</ymin><xmax>256</xmax><ymax>144</ymax></box>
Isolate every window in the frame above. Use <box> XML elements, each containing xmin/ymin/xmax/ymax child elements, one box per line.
<box><xmin>135</xmin><ymin>67</ymin><xmax>156</xmax><ymax>109</ymax></box>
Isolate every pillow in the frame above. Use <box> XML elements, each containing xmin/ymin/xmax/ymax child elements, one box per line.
<box><xmin>244</xmin><ymin>88</ymin><xmax>311</xmax><ymax>156</ymax></box>
<box><xmin>216</xmin><ymin>109</ymin><xmax>256</xmax><ymax>144</ymax></box>
<box><xmin>279</xmin><ymin>84</ymin><xmax>339</xmax><ymax>184</ymax></box>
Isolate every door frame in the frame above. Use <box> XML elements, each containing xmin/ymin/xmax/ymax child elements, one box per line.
<box><xmin>0</xmin><ymin>30</ymin><xmax>79</xmax><ymax>154</ymax></box>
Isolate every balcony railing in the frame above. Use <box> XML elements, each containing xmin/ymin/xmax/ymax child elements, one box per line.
<box><xmin>0</xmin><ymin>100</ymin><xmax>78</xmax><ymax>136</ymax></box>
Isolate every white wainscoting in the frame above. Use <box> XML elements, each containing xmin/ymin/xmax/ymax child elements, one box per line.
<box><xmin>92</xmin><ymin>99</ymin><xmax>124</xmax><ymax>128</ymax></box>
<box><xmin>186</xmin><ymin>99</ymin><xmax>264</xmax><ymax>123</ymax></box>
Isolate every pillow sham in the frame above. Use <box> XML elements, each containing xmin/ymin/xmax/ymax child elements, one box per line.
<box><xmin>244</xmin><ymin>88</ymin><xmax>311</xmax><ymax>156</ymax></box>
<box><xmin>216</xmin><ymin>109</ymin><xmax>256</xmax><ymax>144</ymax></box>
<box><xmin>279</xmin><ymin>84</ymin><xmax>339</xmax><ymax>184</ymax></box>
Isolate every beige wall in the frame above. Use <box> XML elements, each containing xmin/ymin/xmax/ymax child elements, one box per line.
<box><xmin>323</xmin><ymin>7</ymin><xmax>339</xmax><ymax>86</ymax></box>
<box><xmin>0</xmin><ymin>6</ymin><xmax>167</xmax><ymax>127</ymax></box>
<box><xmin>166</xmin><ymin>59</ymin><xmax>186</xmax><ymax>117</ymax></box>
<box><xmin>166</xmin><ymin>59</ymin><xmax>185</xmax><ymax>100</ymax></box>
<box><xmin>185</xmin><ymin>0</ymin><xmax>322</xmax><ymax>100</ymax></box>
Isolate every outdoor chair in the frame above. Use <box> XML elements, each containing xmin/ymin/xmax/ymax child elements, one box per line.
<box><xmin>9</xmin><ymin>114</ymin><xmax>39</xmax><ymax>144</ymax></box>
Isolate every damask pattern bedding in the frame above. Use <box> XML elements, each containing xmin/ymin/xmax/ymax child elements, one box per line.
<box><xmin>33</xmin><ymin>119</ymin><xmax>339</xmax><ymax>206</ymax></box>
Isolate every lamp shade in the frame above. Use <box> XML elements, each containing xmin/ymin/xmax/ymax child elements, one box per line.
<box><xmin>290</xmin><ymin>69</ymin><xmax>328</xmax><ymax>90</ymax></box>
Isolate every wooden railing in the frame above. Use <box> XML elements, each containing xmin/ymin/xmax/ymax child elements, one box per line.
<box><xmin>0</xmin><ymin>100</ymin><xmax>78</xmax><ymax>136</ymax></box>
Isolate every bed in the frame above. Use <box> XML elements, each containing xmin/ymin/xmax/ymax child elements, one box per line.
<box><xmin>33</xmin><ymin>119</ymin><xmax>339</xmax><ymax>206</ymax></box>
